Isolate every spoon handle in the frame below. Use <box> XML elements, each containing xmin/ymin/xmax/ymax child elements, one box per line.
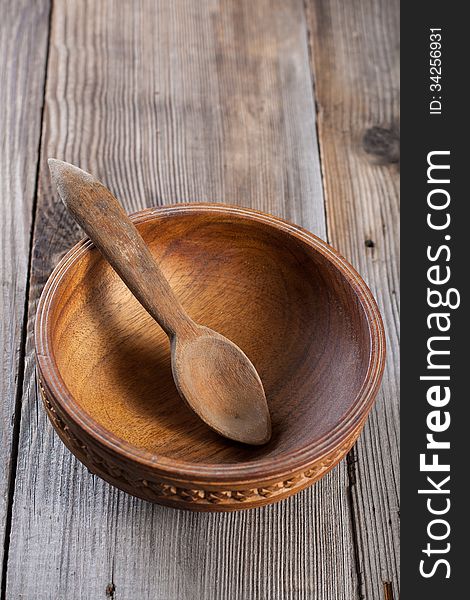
<box><xmin>48</xmin><ymin>159</ymin><xmax>196</xmax><ymax>338</ymax></box>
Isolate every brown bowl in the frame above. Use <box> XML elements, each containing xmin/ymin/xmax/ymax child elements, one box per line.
<box><xmin>35</xmin><ymin>204</ymin><xmax>385</xmax><ymax>511</ymax></box>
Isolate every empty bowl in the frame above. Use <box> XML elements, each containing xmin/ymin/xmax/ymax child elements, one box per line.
<box><xmin>35</xmin><ymin>204</ymin><xmax>385</xmax><ymax>511</ymax></box>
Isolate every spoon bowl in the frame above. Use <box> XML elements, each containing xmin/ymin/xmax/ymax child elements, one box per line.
<box><xmin>173</xmin><ymin>328</ymin><xmax>271</xmax><ymax>445</ymax></box>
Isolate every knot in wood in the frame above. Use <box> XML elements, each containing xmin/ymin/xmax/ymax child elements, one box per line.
<box><xmin>362</xmin><ymin>126</ymin><xmax>400</xmax><ymax>164</ymax></box>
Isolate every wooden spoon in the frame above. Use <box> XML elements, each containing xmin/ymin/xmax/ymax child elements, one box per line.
<box><xmin>48</xmin><ymin>159</ymin><xmax>271</xmax><ymax>445</ymax></box>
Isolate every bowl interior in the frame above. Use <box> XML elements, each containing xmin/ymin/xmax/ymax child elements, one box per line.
<box><xmin>47</xmin><ymin>208</ymin><xmax>371</xmax><ymax>465</ymax></box>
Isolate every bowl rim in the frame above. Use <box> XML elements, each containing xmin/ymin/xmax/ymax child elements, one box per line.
<box><xmin>35</xmin><ymin>203</ymin><xmax>386</xmax><ymax>483</ymax></box>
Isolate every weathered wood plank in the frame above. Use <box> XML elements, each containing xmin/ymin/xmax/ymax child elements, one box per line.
<box><xmin>0</xmin><ymin>0</ymin><xmax>50</xmax><ymax>587</ymax></box>
<box><xmin>305</xmin><ymin>0</ymin><xmax>400</xmax><ymax>598</ymax></box>
<box><xmin>6</xmin><ymin>1</ymin><xmax>359</xmax><ymax>598</ymax></box>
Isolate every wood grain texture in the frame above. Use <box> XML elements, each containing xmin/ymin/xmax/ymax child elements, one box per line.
<box><xmin>6</xmin><ymin>0</ymin><xmax>360</xmax><ymax>598</ymax></box>
<box><xmin>305</xmin><ymin>0</ymin><xmax>400</xmax><ymax>598</ymax></box>
<box><xmin>0</xmin><ymin>0</ymin><xmax>50</xmax><ymax>585</ymax></box>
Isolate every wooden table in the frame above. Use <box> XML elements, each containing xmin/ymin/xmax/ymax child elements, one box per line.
<box><xmin>0</xmin><ymin>1</ymin><xmax>399</xmax><ymax>598</ymax></box>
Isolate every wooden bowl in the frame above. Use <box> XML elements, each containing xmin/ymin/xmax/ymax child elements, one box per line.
<box><xmin>35</xmin><ymin>204</ymin><xmax>385</xmax><ymax>511</ymax></box>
